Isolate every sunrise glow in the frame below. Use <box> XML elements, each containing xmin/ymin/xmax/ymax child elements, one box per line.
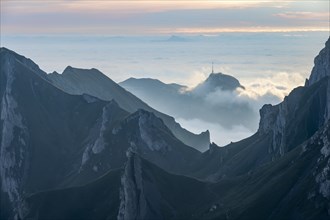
<box><xmin>1</xmin><ymin>0</ymin><xmax>329</xmax><ymax>35</ymax></box>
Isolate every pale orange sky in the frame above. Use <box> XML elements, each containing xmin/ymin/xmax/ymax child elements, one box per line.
<box><xmin>1</xmin><ymin>0</ymin><xmax>329</xmax><ymax>35</ymax></box>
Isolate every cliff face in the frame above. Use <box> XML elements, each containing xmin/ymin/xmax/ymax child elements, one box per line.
<box><xmin>257</xmin><ymin>37</ymin><xmax>330</xmax><ymax>159</ymax></box>
<box><xmin>258</xmin><ymin>78</ymin><xmax>330</xmax><ymax>159</ymax></box>
<box><xmin>191</xmin><ymin>38</ymin><xmax>330</xmax><ymax>181</ymax></box>
<box><xmin>307</xmin><ymin>38</ymin><xmax>330</xmax><ymax>86</ymax></box>
<box><xmin>0</xmin><ymin>48</ymin><xmax>30</xmax><ymax>219</ymax></box>
<box><xmin>117</xmin><ymin>151</ymin><xmax>163</xmax><ymax>220</ymax></box>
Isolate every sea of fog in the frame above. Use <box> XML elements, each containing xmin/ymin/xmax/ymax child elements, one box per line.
<box><xmin>2</xmin><ymin>32</ymin><xmax>329</xmax><ymax>146</ymax></box>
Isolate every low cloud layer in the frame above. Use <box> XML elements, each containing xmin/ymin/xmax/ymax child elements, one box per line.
<box><xmin>174</xmin><ymin>70</ymin><xmax>307</xmax><ymax>146</ymax></box>
<box><xmin>240</xmin><ymin>71</ymin><xmax>305</xmax><ymax>100</ymax></box>
<box><xmin>122</xmin><ymin>70</ymin><xmax>303</xmax><ymax>147</ymax></box>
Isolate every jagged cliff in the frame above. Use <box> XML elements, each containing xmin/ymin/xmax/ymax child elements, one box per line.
<box><xmin>307</xmin><ymin>38</ymin><xmax>330</xmax><ymax>86</ymax></box>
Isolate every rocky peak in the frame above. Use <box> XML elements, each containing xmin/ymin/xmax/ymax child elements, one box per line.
<box><xmin>259</xmin><ymin>79</ymin><xmax>330</xmax><ymax>162</ymax></box>
<box><xmin>258</xmin><ymin>104</ymin><xmax>279</xmax><ymax>135</ymax></box>
<box><xmin>193</xmin><ymin>72</ymin><xmax>244</xmax><ymax>95</ymax></box>
<box><xmin>125</xmin><ymin>109</ymin><xmax>172</xmax><ymax>152</ymax></box>
<box><xmin>0</xmin><ymin>47</ymin><xmax>46</xmax><ymax>78</ymax></box>
<box><xmin>307</xmin><ymin>37</ymin><xmax>330</xmax><ymax>86</ymax></box>
<box><xmin>117</xmin><ymin>151</ymin><xmax>145</xmax><ymax>220</ymax></box>
<box><xmin>117</xmin><ymin>151</ymin><xmax>164</xmax><ymax>220</ymax></box>
<box><xmin>257</xmin><ymin>38</ymin><xmax>330</xmax><ymax>159</ymax></box>
<box><xmin>62</xmin><ymin>66</ymin><xmax>104</xmax><ymax>77</ymax></box>
<box><xmin>206</xmin><ymin>73</ymin><xmax>244</xmax><ymax>90</ymax></box>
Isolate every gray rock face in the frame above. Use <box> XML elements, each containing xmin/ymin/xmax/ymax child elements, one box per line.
<box><xmin>0</xmin><ymin>50</ymin><xmax>29</xmax><ymax>219</ymax></box>
<box><xmin>117</xmin><ymin>151</ymin><xmax>162</xmax><ymax>220</ymax></box>
<box><xmin>257</xmin><ymin>38</ymin><xmax>330</xmax><ymax>159</ymax></box>
<box><xmin>258</xmin><ymin>104</ymin><xmax>279</xmax><ymax>135</ymax></box>
<box><xmin>258</xmin><ymin>99</ymin><xmax>288</xmax><ymax>158</ymax></box>
<box><xmin>314</xmin><ymin>123</ymin><xmax>330</xmax><ymax>201</ymax></box>
<box><xmin>307</xmin><ymin>37</ymin><xmax>330</xmax><ymax>86</ymax></box>
<box><xmin>258</xmin><ymin>80</ymin><xmax>330</xmax><ymax>159</ymax></box>
<box><xmin>119</xmin><ymin>109</ymin><xmax>201</xmax><ymax>175</ymax></box>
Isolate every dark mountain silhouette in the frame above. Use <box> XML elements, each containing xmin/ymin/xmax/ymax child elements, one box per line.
<box><xmin>0</xmin><ymin>47</ymin><xmax>201</xmax><ymax>219</ymax></box>
<box><xmin>48</xmin><ymin>66</ymin><xmax>210</xmax><ymax>151</ymax></box>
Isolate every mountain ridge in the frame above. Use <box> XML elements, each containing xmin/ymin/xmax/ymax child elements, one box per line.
<box><xmin>1</xmin><ymin>37</ymin><xmax>329</xmax><ymax>219</ymax></box>
<box><xmin>120</xmin><ymin>71</ymin><xmax>258</xmax><ymax>140</ymax></box>
<box><xmin>0</xmin><ymin>47</ymin><xmax>203</xmax><ymax>219</ymax></box>
<box><xmin>307</xmin><ymin>38</ymin><xmax>330</xmax><ymax>86</ymax></box>
<box><xmin>47</xmin><ymin>64</ymin><xmax>210</xmax><ymax>151</ymax></box>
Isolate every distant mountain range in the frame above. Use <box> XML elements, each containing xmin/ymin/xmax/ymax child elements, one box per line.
<box><xmin>120</xmin><ymin>71</ymin><xmax>257</xmax><ymax>135</ymax></box>
<box><xmin>1</xmin><ymin>37</ymin><xmax>329</xmax><ymax>220</ymax></box>
<box><xmin>47</xmin><ymin>65</ymin><xmax>210</xmax><ymax>151</ymax></box>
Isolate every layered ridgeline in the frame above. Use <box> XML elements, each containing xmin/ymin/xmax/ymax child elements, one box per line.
<box><xmin>48</xmin><ymin>66</ymin><xmax>209</xmax><ymax>151</ymax></box>
<box><xmin>0</xmin><ymin>48</ymin><xmax>201</xmax><ymax>219</ymax></box>
<box><xmin>120</xmin><ymin>72</ymin><xmax>258</xmax><ymax>135</ymax></box>
<box><xmin>1</xmin><ymin>37</ymin><xmax>330</xmax><ymax>220</ymax></box>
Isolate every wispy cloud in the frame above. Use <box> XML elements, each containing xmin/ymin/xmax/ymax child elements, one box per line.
<box><xmin>1</xmin><ymin>0</ymin><xmax>328</xmax><ymax>34</ymax></box>
<box><xmin>155</xmin><ymin>26</ymin><xmax>329</xmax><ymax>34</ymax></box>
<box><xmin>275</xmin><ymin>11</ymin><xmax>329</xmax><ymax>20</ymax></box>
<box><xmin>2</xmin><ymin>1</ymin><xmax>286</xmax><ymax>14</ymax></box>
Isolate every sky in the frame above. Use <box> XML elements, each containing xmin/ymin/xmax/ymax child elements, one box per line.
<box><xmin>1</xmin><ymin>0</ymin><xmax>329</xmax><ymax>35</ymax></box>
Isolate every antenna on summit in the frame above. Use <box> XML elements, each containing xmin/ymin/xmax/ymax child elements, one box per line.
<box><xmin>212</xmin><ymin>62</ymin><xmax>214</xmax><ymax>74</ymax></box>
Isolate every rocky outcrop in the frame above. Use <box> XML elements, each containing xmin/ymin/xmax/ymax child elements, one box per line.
<box><xmin>117</xmin><ymin>150</ymin><xmax>161</xmax><ymax>220</ymax></box>
<box><xmin>257</xmin><ymin>38</ymin><xmax>330</xmax><ymax>159</ymax></box>
<box><xmin>119</xmin><ymin>109</ymin><xmax>201</xmax><ymax>175</ymax></box>
<box><xmin>307</xmin><ymin>37</ymin><xmax>330</xmax><ymax>86</ymax></box>
<box><xmin>258</xmin><ymin>104</ymin><xmax>279</xmax><ymax>135</ymax></box>
<box><xmin>0</xmin><ymin>50</ymin><xmax>30</xmax><ymax>219</ymax></box>
<box><xmin>314</xmin><ymin>122</ymin><xmax>330</xmax><ymax>201</ymax></box>
<box><xmin>193</xmin><ymin>72</ymin><xmax>245</xmax><ymax>95</ymax></box>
